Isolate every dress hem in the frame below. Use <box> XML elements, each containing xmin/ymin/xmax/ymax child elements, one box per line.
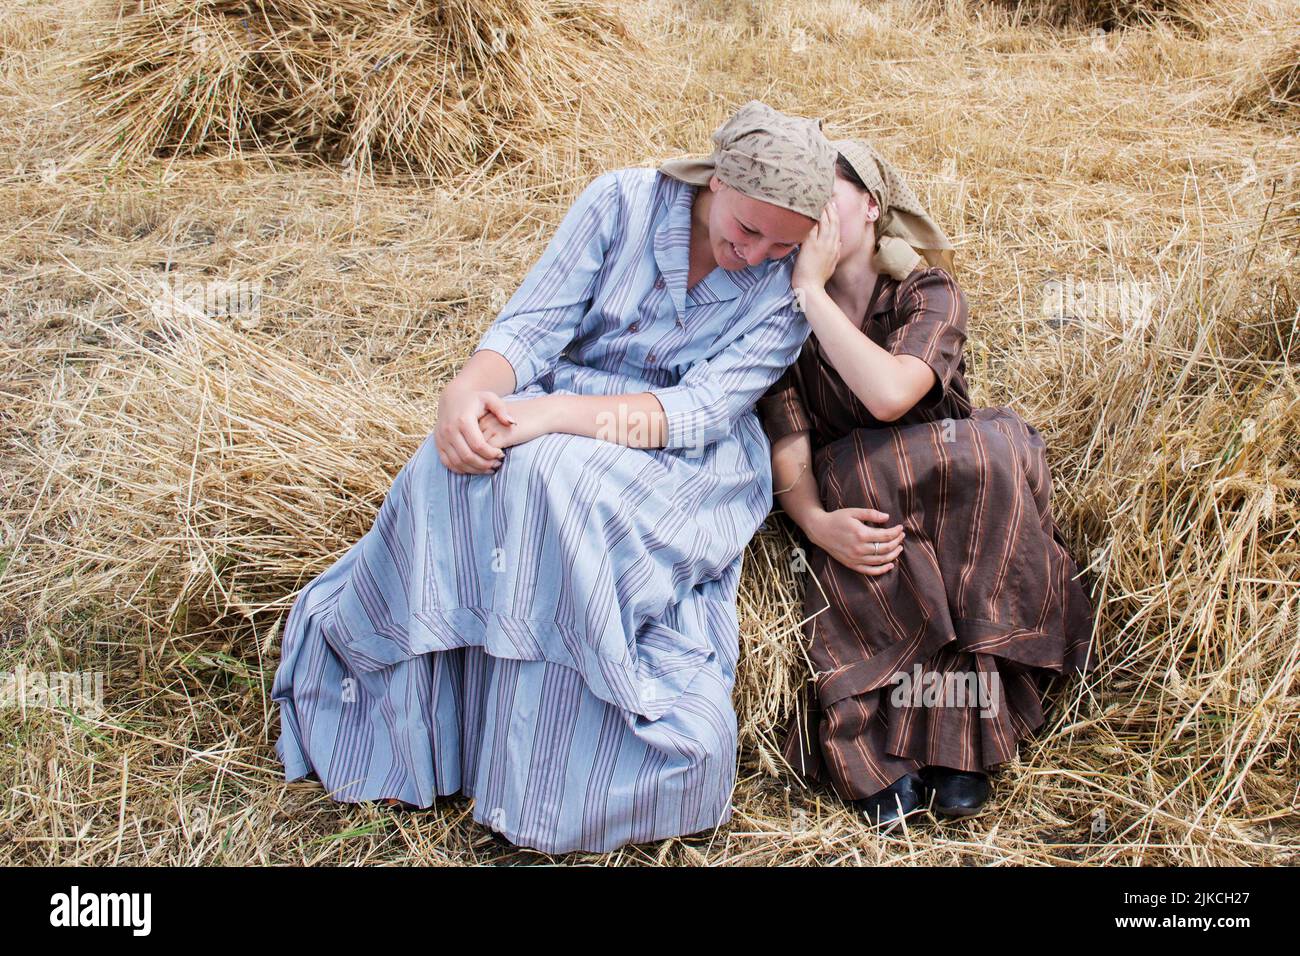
<box><xmin>780</xmin><ymin>612</ymin><xmax>1092</xmax><ymax>800</ymax></box>
<box><xmin>276</xmin><ymin>731</ymin><xmax>737</xmax><ymax>855</ymax></box>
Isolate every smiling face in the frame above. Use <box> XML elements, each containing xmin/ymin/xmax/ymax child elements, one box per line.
<box><xmin>706</xmin><ymin>177</ymin><xmax>818</xmax><ymax>269</ymax></box>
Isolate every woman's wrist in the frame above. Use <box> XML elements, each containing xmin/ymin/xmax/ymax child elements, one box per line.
<box><xmin>445</xmin><ymin>370</ymin><xmax>488</xmax><ymax>401</ymax></box>
<box><xmin>533</xmin><ymin>394</ymin><xmax>566</xmax><ymax>434</ymax></box>
<box><xmin>791</xmin><ymin>278</ymin><xmax>826</xmax><ymax>301</ymax></box>
<box><xmin>449</xmin><ymin>350</ymin><xmax>517</xmax><ymax>400</ymax></box>
<box><xmin>791</xmin><ymin>505</ymin><xmax>829</xmax><ymax>547</ymax></box>
<box><xmin>793</xmin><ymin>283</ymin><xmax>833</xmax><ymax>323</ymax></box>
<box><xmin>790</xmin><ymin>283</ymin><xmax>832</xmax><ymax>314</ymax></box>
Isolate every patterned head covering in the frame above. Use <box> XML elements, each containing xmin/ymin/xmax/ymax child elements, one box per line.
<box><xmin>659</xmin><ymin>100</ymin><xmax>834</xmax><ymax>221</ymax></box>
<box><xmin>834</xmin><ymin>139</ymin><xmax>955</xmax><ymax>280</ymax></box>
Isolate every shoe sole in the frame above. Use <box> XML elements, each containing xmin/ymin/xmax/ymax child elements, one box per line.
<box><xmin>921</xmin><ymin>784</ymin><xmax>990</xmax><ymax>820</ymax></box>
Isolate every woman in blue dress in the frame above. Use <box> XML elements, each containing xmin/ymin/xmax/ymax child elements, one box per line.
<box><xmin>271</xmin><ymin>102</ymin><xmax>836</xmax><ymax>853</ymax></box>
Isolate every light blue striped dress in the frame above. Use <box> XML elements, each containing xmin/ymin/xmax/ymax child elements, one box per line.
<box><xmin>272</xmin><ymin>168</ymin><xmax>810</xmax><ymax>853</ymax></box>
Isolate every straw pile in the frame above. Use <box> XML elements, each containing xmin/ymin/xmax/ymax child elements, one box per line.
<box><xmin>74</xmin><ymin>0</ymin><xmax>655</xmax><ymax>179</ymax></box>
<box><xmin>2</xmin><ymin>0</ymin><xmax>1298</xmax><ymax>864</ymax></box>
<box><xmin>1230</xmin><ymin>38</ymin><xmax>1300</xmax><ymax>121</ymax></box>
<box><xmin>3</xmin><ymin>285</ymin><xmax>433</xmax><ymax>635</ymax></box>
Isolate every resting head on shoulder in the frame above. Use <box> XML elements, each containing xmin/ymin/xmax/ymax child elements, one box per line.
<box><xmin>659</xmin><ymin>99</ymin><xmax>837</xmax><ymax>288</ymax></box>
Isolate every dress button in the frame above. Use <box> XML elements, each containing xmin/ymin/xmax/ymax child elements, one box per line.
<box><xmin>646</xmin><ymin>352</ymin><xmax>656</xmax><ymax>363</ymax></box>
<box><xmin>628</xmin><ymin>322</ymin><xmax>639</xmax><ymax>332</ymax></box>
<box><xmin>676</xmin><ymin>318</ymin><xmax>684</xmax><ymax>328</ymax></box>
<box><xmin>654</xmin><ymin>276</ymin><xmax>665</xmax><ymax>290</ymax></box>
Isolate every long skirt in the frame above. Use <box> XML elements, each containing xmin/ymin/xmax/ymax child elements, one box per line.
<box><xmin>272</xmin><ymin>396</ymin><xmax>772</xmax><ymax>853</ymax></box>
<box><xmin>783</xmin><ymin>405</ymin><xmax>1095</xmax><ymax>799</ymax></box>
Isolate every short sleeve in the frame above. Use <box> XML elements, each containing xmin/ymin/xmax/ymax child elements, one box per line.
<box><xmin>756</xmin><ymin>363</ymin><xmax>812</xmax><ymax>443</ymax></box>
<box><xmin>885</xmin><ymin>268</ymin><xmax>968</xmax><ymax>412</ymax></box>
<box><xmin>648</xmin><ymin>294</ymin><xmax>809</xmax><ymax>453</ymax></box>
<box><xmin>473</xmin><ymin>171</ymin><xmax>622</xmax><ymax>392</ymax></box>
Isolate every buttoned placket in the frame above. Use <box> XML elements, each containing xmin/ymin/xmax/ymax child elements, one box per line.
<box><xmin>633</xmin><ymin>275</ymin><xmax>663</xmax><ymax>340</ymax></box>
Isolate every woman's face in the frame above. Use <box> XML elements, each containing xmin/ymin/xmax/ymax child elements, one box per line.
<box><xmin>707</xmin><ymin>179</ymin><xmax>817</xmax><ymax>270</ymax></box>
<box><xmin>830</xmin><ymin>171</ymin><xmax>879</xmax><ymax>257</ymax></box>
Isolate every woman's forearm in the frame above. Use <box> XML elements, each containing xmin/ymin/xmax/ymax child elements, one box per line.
<box><xmin>540</xmin><ymin>392</ymin><xmax>668</xmax><ymax>448</ymax></box>
<box><xmin>771</xmin><ymin>430</ymin><xmax>826</xmax><ymax>540</ymax></box>
<box><xmin>797</xmin><ymin>286</ymin><xmax>931</xmax><ymax>422</ymax></box>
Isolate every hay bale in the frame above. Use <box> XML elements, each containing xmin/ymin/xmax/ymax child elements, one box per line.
<box><xmin>73</xmin><ymin>0</ymin><xmax>655</xmax><ymax>179</ymax></box>
<box><xmin>0</xmin><ymin>2</ymin><xmax>64</xmax><ymax>56</ymax></box>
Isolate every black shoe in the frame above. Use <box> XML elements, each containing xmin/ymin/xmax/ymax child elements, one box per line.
<box><xmin>921</xmin><ymin>766</ymin><xmax>990</xmax><ymax>818</ymax></box>
<box><xmin>854</xmin><ymin>772</ymin><xmax>926</xmax><ymax>829</ymax></box>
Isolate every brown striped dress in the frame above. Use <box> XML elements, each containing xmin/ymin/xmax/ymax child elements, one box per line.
<box><xmin>757</xmin><ymin>266</ymin><xmax>1095</xmax><ymax>800</ymax></box>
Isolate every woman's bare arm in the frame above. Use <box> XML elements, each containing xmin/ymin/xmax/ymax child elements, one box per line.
<box><xmin>456</xmin><ymin>348</ymin><xmax>518</xmax><ymax>397</ymax></box>
<box><xmin>790</xmin><ymin>202</ymin><xmax>935</xmax><ymax>423</ymax></box>
<box><xmin>770</xmin><ymin>429</ymin><xmax>905</xmax><ymax>576</ymax></box>
<box><xmin>798</xmin><ymin>286</ymin><xmax>935</xmax><ymax>423</ymax></box>
<box><xmin>771</xmin><ymin>430</ymin><xmax>826</xmax><ymax>533</ymax></box>
<box><xmin>479</xmin><ymin>392</ymin><xmax>668</xmax><ymax>451</ymax></box>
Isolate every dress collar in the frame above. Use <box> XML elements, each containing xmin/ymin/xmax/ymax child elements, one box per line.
<box><xmin>653</xmin><ymin>175</ymin><xmax>770</xmax><ymax>311</ymax></box>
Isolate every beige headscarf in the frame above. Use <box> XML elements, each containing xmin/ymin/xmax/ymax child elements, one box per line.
<box><xmin>835</xmin><ymin>139</ymin><xmax>955</xmax><ymax>280</ymax></box>
<box><xmin>659</xmin><ymin>100</ymin><xmax>835</xmax><ymax>221</ymax></box>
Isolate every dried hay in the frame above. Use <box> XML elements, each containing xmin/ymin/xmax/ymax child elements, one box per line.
<box><xmin>1229</xmin><ymin>37</ymin><xmax>1300</xmax><ymax>122</ymax></box>
<box><xmin>73</xmin><ymin>0</ymin><xmax>661</xmax><ymax>180</ymax></box>
<box><xmin>944</xmin><ymin>0</ymin><xmax>1210</xmax><ymax>33</ymax></box>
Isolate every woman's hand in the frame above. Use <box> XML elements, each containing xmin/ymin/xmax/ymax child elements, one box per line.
<box><xmin>479</xmin><ymin>396</ymin><xmax>559</xmax><ymax>452</ymax></box>
<box><xmin>791</xmin><ymin>200</ymin><xmax>841</xmax><ymax>293</ymax></box>
<box><xmin>807</xmin><ymin>506</ymin><xmax>904</xmax><ymax>576</ymax></box>
<box><xmin>435</xmin><ymin>385</ymin><xmax>516</xmax><ymax>475</ymax></box>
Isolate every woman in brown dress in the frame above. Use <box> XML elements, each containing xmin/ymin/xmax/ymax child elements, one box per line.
<box><xmin>757</xmin><ymin>140</ymin><xmax>1095</xmax><ymax>827</ymax></box>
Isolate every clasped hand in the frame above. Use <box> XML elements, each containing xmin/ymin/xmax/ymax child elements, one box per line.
<box><xmin>808</xmin><ymin>507</ymin><xmax>904</xmax><ymax>576</ymax></box>
<box><xmin>434</xmin><ymin>387</ymin><xmax>554</xmax><ymax>475</ymax></box>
